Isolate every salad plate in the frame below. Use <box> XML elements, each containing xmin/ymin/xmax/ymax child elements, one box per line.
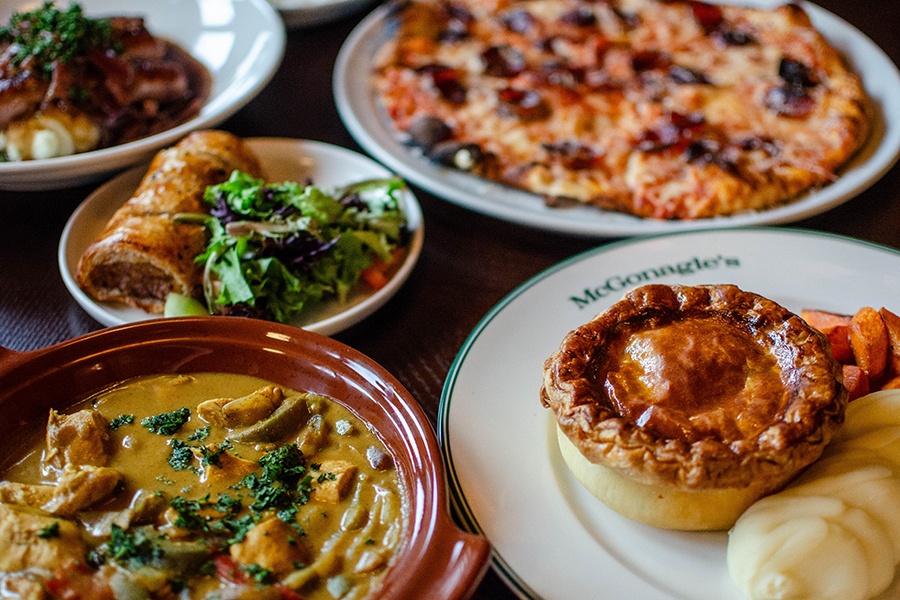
<box><xmin>334</xmin><ymin>1</ymin><xmax>900</xmax><ymax>238</ymax></box>
<box><xmin>439</xmin><ymin>228</ymin><xmax>900</xmax><ymax>599</ymax></box>
<box><xmin>0</xmin><ymin>0</ymin><xmax>286</xmax><ymax>191</ymax></box>
<box><xmin>59</xmin><ymin>138</ymin><xmax>424</xmax><ymax>336</ymax></box>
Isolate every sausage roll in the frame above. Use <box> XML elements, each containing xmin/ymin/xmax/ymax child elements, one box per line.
<box><xmin>75</xmin><ymin>130</ymin><xmax>262</xmax><ymax>313</ymax></box>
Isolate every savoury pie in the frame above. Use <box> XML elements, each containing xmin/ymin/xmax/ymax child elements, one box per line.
<box><xmin>540</xmin><ymin>284</ymin><xmax>847</xmax><ymax>530</ymax></box>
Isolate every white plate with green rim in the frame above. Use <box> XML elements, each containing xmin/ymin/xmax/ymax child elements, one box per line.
<box><xmin>439</xmin><ymin>227</ymin><xmax>900</xmax><ymax>599</ymax></box>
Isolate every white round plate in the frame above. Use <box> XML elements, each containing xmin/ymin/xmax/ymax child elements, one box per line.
<box><xmin>0</xmin><ymin>0</ymin><xmax>286</xmax><ymax>191</ymax></box>
<box><xmin>439</xmin><ymin>228</ymin><xmax>900</xmax><ymax>600</ymax></box>
<box><xmin>59</xmin><ymin>138</ymin><xmax>424</xmax><ymax>336</ymax></box>
<box><xmin>269</xmin><ymin>0</ymin><xmax>375</xmax><ymax>29</ymax></box>
<box><xmin>334</xmin><ymin>2</ymin><xmax>900</xmax><ymax>238</ymax></box>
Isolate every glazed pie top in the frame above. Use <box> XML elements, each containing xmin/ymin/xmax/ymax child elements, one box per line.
<box><xmin>540</xmin><ymin>284</ymin><xmax>847</xmax><ymax>489</ymax></box>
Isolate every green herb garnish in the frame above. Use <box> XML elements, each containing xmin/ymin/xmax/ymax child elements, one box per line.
<box><xmin>242</xmin><ymin>564</ymin><xmax>275</xmax><ymax>584</ymax></box>
<box><xmin>187</xmin><ymin>426</ymin><xmax>211</xmax><ymax>441</ymax></box>
<box><xmin>169</xmin><ymin>496</ymin><xmax>207</xmax><ymax>531</ymax></box>
<box><xmin>240</xmin><ymin>443</ymin><xmax>315</xmax><ymax>514</ymax></box>
<box><xmin>200</xmin><ymin>441</ymin><xmax>233</xmax><ymax>468</ymax></box>
<box><xmin>0</xmin><ymin>2</ymin><xmax>115</xmax><ymax>76</ymax></box>
<box><xmin>142</xmin><ymin>407</ymin><xmax>191</xmax><ymax>435</ymax></box>
<box><xmin>37</xmin><ymin>521</ymin><xmax>60</xmax><ymax>539</ymax></box>
<box><xmin>104</xmin><ymin>524</ymin><xmax>163</xmax><ymax>566</ymax></box>
<box><xmin>167</xmin><ymin>439</ymin><xmax>197</xmax><ymax>472</ymax></box>
<box><xmin>108</xmin><ymin>414</ymin><xmax>135</xmax><ymax>430</ymax></box>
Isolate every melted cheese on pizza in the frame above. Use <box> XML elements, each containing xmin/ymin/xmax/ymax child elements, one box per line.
<box><xmin>372</xmin><ymin>0</ymin><xmax>870</xmax><ymax>219</ymax></box>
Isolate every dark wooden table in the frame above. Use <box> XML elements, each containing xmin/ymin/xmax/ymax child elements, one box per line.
<box><xmin>0</xmin><ymin>1</ymin><xmax>897</xmax><ymax>597</ymax></box>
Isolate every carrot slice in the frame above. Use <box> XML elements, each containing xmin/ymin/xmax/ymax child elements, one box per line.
<box><xmin>849</xmin><ymin>306</ymin><xmax>889</xmax><ymax>380</ymax></box>
<box><xmin>360</xmin><ymin>248</ymin><xmax>407</xmax><ymax>291</ymax></box>
<box><xmin>801</xmin><ymin>309</ymin><xmax>852</xmax><ymax>331</ymax></box>
<box><xmin>801</xmin><ymin>309</ymin><xmax>854</xmax><ymax>363</ymax></box>
<box><xmin>361</xmin><ymin>268</ymin><xmax>390</xmax><ymax>291</ymax></box>
<box><xmin>879</xmin><ymin>307</ymin><xmax>900</xmax><ymax>379</ymax></box>
<box><xmin>842</xmin><ymin>364</ymin><xmax>870</xmax><ymax>401</ymax></box>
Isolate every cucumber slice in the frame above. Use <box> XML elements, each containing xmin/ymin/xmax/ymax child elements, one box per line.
<box><xmin>164</xmin><ymin>293</ymin><xmax>209</xmax><ymax>317</ymax></box>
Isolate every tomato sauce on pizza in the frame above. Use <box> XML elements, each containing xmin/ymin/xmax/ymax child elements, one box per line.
<box><xmin>372</xmin><ymin>0</ymin><xmax>870</xmax><ymax>220</ymax></box>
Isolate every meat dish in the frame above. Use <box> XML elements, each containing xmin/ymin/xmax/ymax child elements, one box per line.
<box><xmin>0</xmin><ymin>2</ymin><xmax>210</xmax><ymax>161</ymax></box>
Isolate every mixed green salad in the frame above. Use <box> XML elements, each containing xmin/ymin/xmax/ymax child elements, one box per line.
<box><xmin>169</xmin><ymin>171</ymin><xmax>410</xmax><ymax>323</ymax></box>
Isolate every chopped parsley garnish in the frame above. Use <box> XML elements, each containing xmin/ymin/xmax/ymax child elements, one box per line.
<box><xmin>167</xmin><ymin>493</ymin><xmax>255</xmax><ymax>543</ymax></box>
<box><xmin>155</xmin><ymin>442</ymin><xmax>329</xmax><ymax>553</ymax></box>
<box><xmin>142</xmin><ymin>407</ymin><xmax>191</xmax><ymax>435</ymax></box>
<box><xmin>37</xmin><ymin>521</ymin><xmax>60</xmax><ymax>539</ymax></box>
<box><xmin>168</xmin><ymin>435</ymin><xmax>229</xmax><ymax>473</ymax></box>
<box><xmin>167</xmin><ymin>439</ymin><xmax>198</xmax><ymax>473</ymax></box>
<box><xmin>108</xmin><ymin>414</ymin><xmax>135</xmax><ymax>430</ymax></box>
<box><xmin>104</xmin><ymin>524</ymin><xmax>163</xmax><ymax>567</ymax></box>
<box><xmin>241</xmin><ymin>444</ymin><xmax>315</xmax><ymax>514</ymax></box>
<box><xmin>317</xmin><ymin>472</ymin><xmax>337</xmax><ymax>484</ymax></box>
<box><xmin>223</xmin><ymin>513</ymin><xmax>258</xmax><ymax>544</ymax></box>
<box><xmin>259</xmin><ymin>444</ymin><xmax>306</xmax><ymax>485</ymax></box>
<box><xmin>213</xmin><ymin>493</ymin><xmax>243</xmax><ymax>515</ymax></box>
<box><xmin>242</xmin><ymin>564</ymin><xmax>275</xmax><ymax>584</ymax></box>
<box><xmin>200</xmin><ymin>441</ymin><xmax>233</xmax><ymax>468</ymax></box>
<box><xmin>188</xmin><ymin>426</ymin><xmax>211</xmax><ymax>441</ymax></box>
<box><xmin>169</xmin><ymin>497</ymin><xmax>207</xmax><ymax>532</ymax></box>
<box><xmin>0</xmin><ymin>2</ymin><xmax>116</xmax><ymax>75</ymax></box>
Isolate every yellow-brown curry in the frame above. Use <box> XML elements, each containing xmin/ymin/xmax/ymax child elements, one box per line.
<box><xmin>0</xmin><ymin>373</ymin><xmax>406</xmax><ymax>600</ymax></box>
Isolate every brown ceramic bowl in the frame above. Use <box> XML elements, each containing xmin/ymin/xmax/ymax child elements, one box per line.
<box><xmin>0</xmin><ymin>316</ymin><xmax>491</xmax><ymax>599</ymax></box>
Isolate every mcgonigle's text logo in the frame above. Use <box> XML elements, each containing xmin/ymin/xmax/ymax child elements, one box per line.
<box><xmin>569</xmin><ymin>255</ymin><xmax>740</xmax><ymax>308</ymax></box>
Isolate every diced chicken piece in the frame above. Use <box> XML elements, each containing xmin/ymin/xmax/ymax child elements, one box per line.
<box><xmin>200</xmin><ymin>447</ymin><xmax>258</xmax><ymax>485</ymax></box>
<box><xmin>82</xmin><ymin>489</ymin><xmax>167</xmax><ymax>537</ymax></box>
<box><xmin>0</xmin><ymin>466</ymin><xmax>123</xmax><ymax>517</ymax></box>
<box><xmin>42</xmin><ymin>409</ymin><xmax>110</xmax><ymax>475</ymax></box>
<box><xmin>197</xmin><ymin>386</ymin><xmax>284</xmax><ymax>429</ymax></box>
<box><xmin>312</xmin><ymin>460</ymin><xmax>357</xmax><ymax>504</ymax></box>
<box><xmin>0</xmin><ymin>502</ymin><xmax>87</xmax><ymax>571</ymax></box>
<box><xmin>366</xmin><ymin>446</ymin><xmax>394</xmax><ymax>471</ymax></box>
<box><xmin>0</xmin><ymin>571</ymin><xmax>47</xmax><ymax>600</ymax></box>
<box><xmin>0</xmin><ymin>480</ymin><xmax>56</xmax><ymax>508</ymax></box>
<box><xmin>41</xmin><ymin>465</ymin><xmax>124</xmax><ymax>517</ymax></box>
<box><xmin>230</xmin><ymin>517</ymin><xmax>311</xmax><ymax>575</ymax></box>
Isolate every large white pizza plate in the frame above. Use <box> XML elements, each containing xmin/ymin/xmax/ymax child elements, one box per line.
<box><xmin>0</xmin><ymin>0</ymin><xmax>285</xmax><ymax>191</ymax></box>
<box><xmin>269</xmin><ymin>0</ymin><xmax>376</xmax><ymax>29</ymax></box>
<box><xmin>334</xmin><ymin>2</ymin><xmax>900</xmax><ymax>238</ymax></box>
<box><xmin>59</xmin><ymin>138</ymin><xmax>424</xmax><ymax>336</ymax></box>
<box><xmin>438</xmin><ymin>228</ymin><xmax>900</xmax><ymax>599</ymax></box>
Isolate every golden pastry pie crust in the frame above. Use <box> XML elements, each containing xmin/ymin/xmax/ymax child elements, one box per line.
<box><xmin>541</xmin><ymin>284</ymin><xmax>847</xmax><ymax>527</ymax></box>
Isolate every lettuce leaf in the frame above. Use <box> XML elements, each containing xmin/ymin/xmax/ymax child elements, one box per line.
<box><xmin>196</xmin><ymin>171</ymin><xmax>409</xmax><ymax>323</ymax></box>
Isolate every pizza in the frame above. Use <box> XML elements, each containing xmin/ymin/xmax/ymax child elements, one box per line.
<box><xmin>371</xmin><ymin>0</ymin><xmax>870</xmax><ymax>220</ymax></box>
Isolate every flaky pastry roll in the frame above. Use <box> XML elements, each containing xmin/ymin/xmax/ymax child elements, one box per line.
<box><xmin>75</xmin><ymin>130</ymin><xmax>262</xmax><ymax>313</ymax></box>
